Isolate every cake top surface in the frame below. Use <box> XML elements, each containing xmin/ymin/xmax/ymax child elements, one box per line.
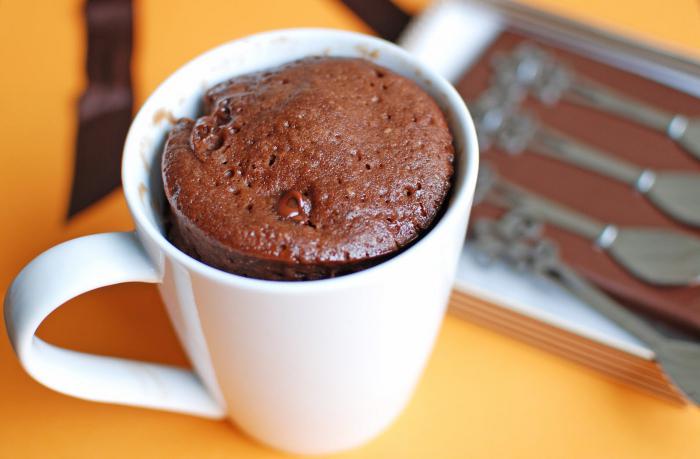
<box><xmin>163</xmin><ymin>56</ymin><xmax>454</xmax><ymax>266</ymax></box>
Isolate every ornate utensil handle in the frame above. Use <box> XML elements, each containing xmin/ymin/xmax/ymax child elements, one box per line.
<box><xmin>494</xmin><ymin>180</ymin><xmax>609</xmax><ymax>243</ymax></box>
<box><xmin>552</xmin><ymin>263</ymin><xmax>662</xmax><ymax>346</ymax></box>
<box><xmin>472</xmin><ymin>213</ymin><xmax>662</xmax><ymax>347</ymax></box>
<box><xmin>471</xmin><ymin>212</ymin><xmax>700</xmax><ymax>404</ymax></box>
<box><xmin>472</xmin><ymin>85</ymin><xmax>656</xmax><ymax>193</ymax></box>
<box><xmin>567</xmin><ymin>77</ymin><xmax>676</xmax><ymax>133</ymax></box>
<box><xmin>532</xmin><ymin>127</ymin><xmax>655</xmax><ymax>192</ymax></box>
<box><xmin>492</xmin><ymin>43</ymin><xmax>693</xmax><ymax>145</ymax></box>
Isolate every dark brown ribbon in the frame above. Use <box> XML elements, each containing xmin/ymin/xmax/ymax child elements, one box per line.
<box><xmin>338</xmin><ymin>0</ymin><xmax>412</xmax><ymax>42</ymax></box>
<box><xmin>68</xmin><ymin>0</ymin><xmax>133</xmax><ymax>216</ymax></box>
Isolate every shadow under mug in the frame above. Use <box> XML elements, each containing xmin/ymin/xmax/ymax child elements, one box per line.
<box><xmin>4</xmin><ymin>29</ymin><xmax>479</xmax><ymax>455</ymax></box>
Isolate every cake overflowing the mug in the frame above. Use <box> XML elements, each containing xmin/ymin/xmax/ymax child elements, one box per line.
<box><xmin>162</xmin><ymin>56</ymin><xmax>455</xmax><ymax>280</ymax></box>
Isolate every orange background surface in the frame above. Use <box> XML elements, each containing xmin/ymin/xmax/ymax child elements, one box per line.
<box><xmin>1</xmin><ymin>0</ymin><xmax>700</xmax><ymax>457</ymax></box>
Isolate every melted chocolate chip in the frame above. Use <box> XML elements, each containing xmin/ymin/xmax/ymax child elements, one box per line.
<box><xmin>278</xmin><ymin>190</ymin><xmax>308</xmax><ymax>223</ymax></box>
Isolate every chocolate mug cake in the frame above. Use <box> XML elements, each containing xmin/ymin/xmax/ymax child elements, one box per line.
<box><xmin>162</xmin><ymin>57</ymin><xmax>454</xmax><ymax>280</ymax></box>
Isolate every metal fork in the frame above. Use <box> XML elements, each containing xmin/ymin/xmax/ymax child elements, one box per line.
<box><xmin>471</xmin><ymin>211</ymin><xmax>700</xmax><ymax>404</ymax></box>
<box><xmin>492</xmin><ymin>42</ymin><xmax>700</xmax><ymax>161</ymax></box>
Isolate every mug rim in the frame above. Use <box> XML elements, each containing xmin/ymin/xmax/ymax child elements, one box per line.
<box><xmin>122</xmin><ymin>28</ymin><xmax>479</xmax><ymax>292</ymax></box>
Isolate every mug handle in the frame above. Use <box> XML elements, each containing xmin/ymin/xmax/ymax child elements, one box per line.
<box><xmin>4</xmin><ymin>232</ymin><xmax>225</xmax><ymax>419</ymax></box>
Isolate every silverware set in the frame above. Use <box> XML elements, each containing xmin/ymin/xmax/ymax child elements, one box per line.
<box><xmin>470</xmin><ymin>209</ymin><xmax>700</xmax><ymax>404</ymax></box>
<box><xmin>470</xmin><ymin>42</ymin><xmax>700</xmax><ymax>288</ymax></box>
<box><xmin>466</xmin><ymin>40</ymin><xmax>700</xmax><ymax>403</ymax></box>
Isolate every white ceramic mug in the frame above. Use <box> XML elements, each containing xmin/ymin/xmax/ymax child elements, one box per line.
<box><xmin>4</xmin><ymin>29</ymin><xmax>479</xmax><ymax>455</ymax></box>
